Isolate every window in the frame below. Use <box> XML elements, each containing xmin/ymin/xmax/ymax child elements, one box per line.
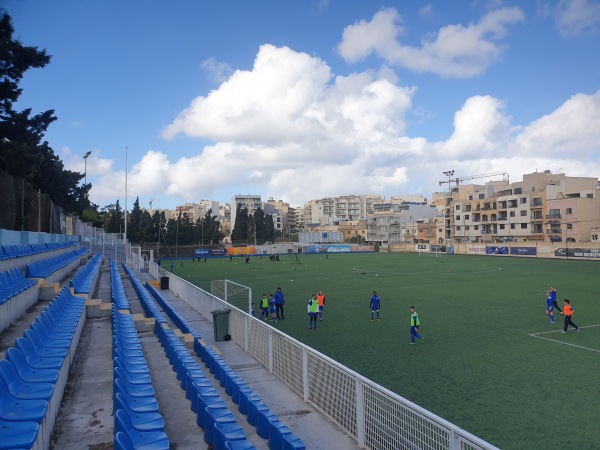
<box><xmin>510</xmin><ymin>211</ymin><xmax>516</xmax><ymax>217</ymax></box>
<box><xmin>500</xmin><ymin>224</ymin><xmax>505</xmax><ymax>230</ymax></box>
<box><xmin>456</xmin><ymin>204</ymin><xmax>461</xmax><ymax>210</ymax></box>
<box><xmin>465</xmin><ymin>214</ymin><xmax>470</xmax><ymax>220</ymax></box>
<box><xmin>510</xmin><ymin>223</ymin><xmax>516</xmax><ymax>230</ymax></box>
<box><xmin>515</xmin><ymin>188</ymin><xmax>522</xmax><ymax>194</ymax></box>
<box><xmin>520</xmin><ymin>197</ymin><xmax>527</xmax><ymax>204</ymax></box>
<box><xmin>549</xmin><ymin>209</ymin><xmax>561</xmax><ymax>219</ymax></box>
<box><xmin>465</xmin><ymin>225</ymin><xmax>470</xmax><ymax>230</ymax></box>
<box><xmin>520</xmin><ymin>210</ymin><xmax>527</xmax><ymax>216</ymax></box>
<box><xmin>567</xmin><ymin>223</ymin><xmax>573</xmax><ymax>230</ymax></box>
<box><xmin>479</xmin><ymin>194</ymin><xmax>485</xmax><ymax>199</ymax></box>
<box><xmin>520</xmin><ymin>223</ymin><xmax>528</xmax><ymax>229</ymax></box>
<box><xmin>456</xmin><ymin>225</ymin><xmax>461</xmax><ymax>231</ymax></box>
<box><xmin>566</xmin><ymin>207</ymin><xmax>573</xmax><ymax>214</ymax></box>
<box><xmin>456</xmin><ymin>215</ymin><xmax>461</xmax><ymax>221</ymax></box>
<box><xmin>474</xmin><ymin>225</ymin><xmax>479</xmax><ymax>230</ymax></box>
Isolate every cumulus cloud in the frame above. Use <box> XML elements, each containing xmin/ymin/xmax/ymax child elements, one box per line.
<box><xmin>337</xmin><ymin>7</ymin><xmax>524</xmax><ymax>78</ymax></box>
<box><xmin>553</xmin><ymin>0</ymin><xmax>600</xmax><ymax>36</ymax></box>
<box><xmin>516</xmin><ymin>90</ymin><xmax>600</xmax><ymax>158</ymax></box>
<box><xmin>201</xmin><ymin>57</ymin><xmax>234</xmax><ymax>83</ymax></box>
<box><xmin>87</xmin><ymin>41</ymin><xmax>600</xmax><ymax>208</ymax></box>
<box><xmin>440</xmin><ymin>95</ymin><xmax>513</xmax><ymax>160</ymax></box>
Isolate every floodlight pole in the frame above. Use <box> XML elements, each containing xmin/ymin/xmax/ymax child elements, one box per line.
<box><xmin>443</xmin><ymin>170</ymin><xmax>454</xmax><ymax>250</ymax></box>
<box><xmin>83</xmin><ymin>151</ymin><xmax>91</xmax><ymax>198</ymax></box>
<box><xmin>124</xmin><ymin>146</ymin><xmax>128</xmax><ymax>242</ymax></box>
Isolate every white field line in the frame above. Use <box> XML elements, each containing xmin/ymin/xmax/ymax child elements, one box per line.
<box><xmin>529</xmin><ymin>324</ymin><xmax>600</xmax><ymax>353</ymax></box>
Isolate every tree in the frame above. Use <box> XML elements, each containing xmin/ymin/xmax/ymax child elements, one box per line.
<box><xmin>0</xmin><ymin>10</ymin><xmax>89</xmax><ymax>215</ymax></box>
<box><xmin>231</xmin><ymin>205</ymin><xmax>249</xmax><ymax>244</ymax></box>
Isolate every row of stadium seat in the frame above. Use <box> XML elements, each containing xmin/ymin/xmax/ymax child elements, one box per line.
<box><xmin>25</xmin><ymin>248</ymin><xmax>88</xmax><ymax>282</ymax></box>
<box><xmin>0</xmin><ymin>268</ymin><xmax>39</xmax><ymax>333</ymax></box>
<box><xmin>124</xmin><ymin>266</ymin><xmax>259</xmax><ymax>449</ymax></box>
<box><xmin>69</xmin><ymin>253</ymin><xmax>103</xmax><ymax>295</ymax></box>
<box><xmin>0</xmin><ymin>287</ymin><xmax>86</xmax><ymax>449</ymax></box>
<box><xmin>121</xmin><ymin>264</ymin><xmax>168</xmax><ymax>326</ymax></box>
<box><xmin>156</xmin><ymin>320</ymin><xmax>254</xmax><ymax>449</ymax></box>
<box><xmin>112</xmin><ymin>302</ymin><xmax>170</xmax><ymax>450</ymax></box>
<box><xmin>142</xmin><ymin>275</ymin><xmax>305</xmax><ymax>450</ymax></box>
<box><xmin>145</xmin><ymin>280</ymin><xmax>202</xmax><ymax>339</ymax></box>
<box><xmin>110</xmin><ymin>261</ymin><xmax>130</xmax><ymax>311</ymax></box>
<box><xmin>0</xmin><ymin>242</ymin><xmax>75</xmax><ymax>261</ymax></box>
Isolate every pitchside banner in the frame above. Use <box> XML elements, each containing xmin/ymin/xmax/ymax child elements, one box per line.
<box><xmin>510</xmin><ymin>247</ymin><xmax>537</xmax><ymax>256</ymax></box>
<box><xmin>467</xmin><ymin>246</ymin><xmax>486</xmax><ymax>255</ymax></box>
<box><xmin>486</xmin><ymin>246</ymin><xmax>509</xmax><ymax>255</ymax></box>
<box><xmin>305</xmin><ymin>244</ymin><xmax>351</xmax><ymax>254</ymax></box>
<box><xmin>194</xmin><ymin>247</ymin><xmax>227</xmax><ymax>257</ymax></box>
<box><xmin>555</xmin><ymin>247</ymin><xmax>600</xmax><ymax>258</ymax></box>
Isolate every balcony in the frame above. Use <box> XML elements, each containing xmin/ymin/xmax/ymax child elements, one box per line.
<box><xmin>546</xmin><ymin>214</ymin><xmax>562</xmax><ymax>221</ymax></box>
<box><xmin>530</xmin><ymin>215</ymin><xmax>544</xmax><ymax>222</ymax></box>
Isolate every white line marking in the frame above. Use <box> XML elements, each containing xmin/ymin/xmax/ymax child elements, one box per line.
<box><xmin>529</xmin><ymin>324</ymin><xmax>600</xmax><ymax>353</ymax></box>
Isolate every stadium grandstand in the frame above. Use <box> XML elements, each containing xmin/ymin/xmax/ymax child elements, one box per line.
<box><xmin>0</xmin><ymin>227</ymin><xmax>497</xmax><ymax>450</ymax></box>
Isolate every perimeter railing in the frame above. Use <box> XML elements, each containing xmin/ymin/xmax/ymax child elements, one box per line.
<box><xmin>148</xmin><ymin>261</ymin><xmax>499</xmax><ymax>450</ymax></box>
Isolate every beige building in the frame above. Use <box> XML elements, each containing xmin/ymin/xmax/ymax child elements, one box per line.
<box><xmin>447</xmin><ymin>171</ymin><xmax>600</xmax><ymax>243</ymax></box>
<box><xmin>299</xmin><ymin>195</ymin><xmax>384</xmax><ymax>230</ymax></box>
<box><xmin>338</xmin><ymin>220</ymin><xmax>367</xmax><ymax>242</ymax></box>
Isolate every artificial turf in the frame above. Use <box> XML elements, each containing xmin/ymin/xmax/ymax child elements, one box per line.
<box><xmin>162</xmin><ymin>252</ymin><xmax>600</xmax><ymax>449</ymax></box>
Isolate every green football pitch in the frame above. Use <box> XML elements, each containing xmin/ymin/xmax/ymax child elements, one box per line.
<box><xmin>163</xmin><ymin>252</ymin><xmax>600</xmax><ymax>449</ymax></box>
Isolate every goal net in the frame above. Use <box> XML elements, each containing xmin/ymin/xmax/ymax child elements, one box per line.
<box><xmin>289</xmin><ymin>254</ymin><xmax>301</xmax><ymax>264</ymax></box>
<box><xmin>211</xmin><ymin>279</ymin><xmax>252</xmax><ymax>314</ymax></box>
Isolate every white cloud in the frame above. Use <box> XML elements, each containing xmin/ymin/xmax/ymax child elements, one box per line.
<box><xmin>337</xmin><ymin>7</ymin><xmax>524</xmax><ymax>78</ymax></box>
<box><xmin>201</xmin><ymin>57</ymin><xmax>234</xmax><ymax>83</ymax></box>
<box><xmin>516</xmin><ymin>90</ymin><xmax>600</xmax><ymax>158</ymax></box>
<box><xmin>554</xmin><ymin>0</ymin><xmax>600</xmax><ymax>36</ymax></box>
<box><xmin>439</xmin><ymin>95</ymin><xmax>513</xmax><ymax>160</ymax></box>
<box><xmin>88</xmin><ymin>41</ymin><xmax>600</xmax><ymax>208</ymax></box>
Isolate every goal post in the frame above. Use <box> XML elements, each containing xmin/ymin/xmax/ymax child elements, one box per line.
<box><xmin>210</xmin><ymin>279</ymin><xmax>252</xmax><ymax>314</ymax></box>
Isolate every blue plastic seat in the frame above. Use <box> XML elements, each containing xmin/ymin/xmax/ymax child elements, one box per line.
<box><xmin>112</xmin><ymin>384</ymin><xmax>159</xmax><ymax>414</ymax></box>
<box><xmin>22</xmin><ymin>329</ymin><xmax>68</xmax><ymax>358</ymax></box>
<box><xmin>224</xmin><ymin>439</ymin><xmax>257</xmax><ymax>450</ymax></box>
<box><xmin>114</xmin><ymin>366</ymin><xmax>152</xmax><ymax>386</ymax></box>
<box><xmin>17</xmin><ymin>334</ymin><xmax>68</xmax><ymax>359</ymax></box>
<box><xmin>114</xmin><ymin>409</ymin><xmax>169</xmax><ymax>450</ymax></box>
<box><xmin>212</xmin><ymin>422</ymin><xmax>247</xmax><ymax>450</ymax></box>
<box><xmin>0</xmin><ymin>360</ymin><xmax>54</xmax><ymax>401</ymax></box>
<box><xmin>282</xmin><ymin>433</ymin><xmax>306</xmax><ymax>450</ymax></box>
<box><xmin>7</xmin><ymin>345</ymin><xmax>63</xmax><ymax>371</ymax></box>
<box><xmin>4</xmin><ymin>350</ymin><xmax>59</xmax><ymax>384</ymax></box>
<box><xmin>0</xmin><ymin>376</ymin><xmax>48</xmax><ymax>423</ymax></box>
<box><xmin>113</xmin><ymin>377</ymin><xmax>156</xmax><ymax>399</ymax></box>
<box><xmin>114</xmin><ymin>394</ymin><xmax>165</xmax><ymax>432</ymax></box>
<box><xmin>0</xmin><ymin>419</ymin><xmax>40</xmax><ymax>449</ymax></box>
<box><xmin>204</xmin><ymin>406</ymin><xmax>236</xmax><ymax>446</ymax></box>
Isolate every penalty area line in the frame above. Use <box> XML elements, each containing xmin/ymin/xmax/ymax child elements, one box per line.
<box><xmin>528</xmin><ymin>324</ymin><xmax>600</xmax><ymax>353</ymax></box>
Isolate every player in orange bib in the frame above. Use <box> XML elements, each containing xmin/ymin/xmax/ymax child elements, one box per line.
<box><xmin>560</xmin><ymin>298</ymin><xmax>580</xmax><ymax>333</ymax></box>
<box><xmin>317</xmin><ymin>289</ymin><xmax>326</xmax><ymax>321</ymax></box>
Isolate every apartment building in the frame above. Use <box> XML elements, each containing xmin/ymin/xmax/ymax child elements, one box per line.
<box><xmin>366</xmin><ymin>202</ymin><xmax>438</xmax><ymax>246</ymax></box>
<box><xmin>450</xmin><ymin>171</ymin><xmax>600</xmax><ymax>243</ymax></box>
<box><xmin>298</xmin><ymin>195</ymin><xmax>384</xmax><ymax>230</ymax></box>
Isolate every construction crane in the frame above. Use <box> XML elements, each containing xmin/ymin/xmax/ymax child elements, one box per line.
<box><xmin>149</xmin><ymin>197</ymin><xmax>155</xmax><ymax>211</ymax></box>
<box><xmin>439</xmin><ymin>171</ymin><xmax>509</xmax><ymax>187</ymax></box>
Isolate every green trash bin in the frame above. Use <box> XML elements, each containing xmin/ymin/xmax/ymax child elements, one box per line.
<box><xmin>212</xmin><ymin>308</ymin><xmax>231</xmax><ymax>342</ymax></box>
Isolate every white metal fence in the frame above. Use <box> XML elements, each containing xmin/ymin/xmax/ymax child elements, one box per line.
<box><xmin>148</xmin><ymin>261</ymin><xmax>499</xmax><ymax>450</ymax></box>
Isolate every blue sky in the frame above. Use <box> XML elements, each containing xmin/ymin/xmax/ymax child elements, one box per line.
<box><xmin>7</xmin><ymin>0</ymin><xmax>600</xmax><ymax>210</ymax></box>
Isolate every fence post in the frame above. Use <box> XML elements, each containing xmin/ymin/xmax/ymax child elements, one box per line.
<box><xmin>355</xmin><ymin>379</ymin><xmax>365</xmax><ymax>447</ymax></box>
<box><xmin>268</xmin><ymin>330</ymin><xmax>273</xmax><ymax>373</ymax></box>
<box><xmin>302</xmin><ymin>348</ymin><xmax>309</xmax><ymax>402</ymax></box>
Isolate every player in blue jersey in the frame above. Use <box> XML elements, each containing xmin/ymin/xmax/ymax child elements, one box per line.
<box><xmin>370</xmin><ymin>290</ymin><xmax>381</xmax><ymax>321</ymax></box>
<box><xmin>545</xmin><ymin>290</ymin><xmax>556</xmax><ymax>324</ymax></box>
<box><xmin>549</xmin><ymin>287</ymin><xmax>561</xmax><ymax>312</ymax></box>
